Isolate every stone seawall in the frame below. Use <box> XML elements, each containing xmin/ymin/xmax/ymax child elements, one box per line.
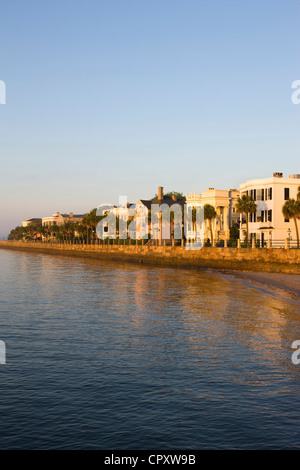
<box><xmin>0</xmin><ymin>241</ymin><xmax>299</xmax><ymax>274</ymax></box>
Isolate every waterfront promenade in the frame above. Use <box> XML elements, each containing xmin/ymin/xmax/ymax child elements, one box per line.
<box><xmin>0</xmin><ymin>240</ymin><xmax>299</xmax><ymax>274</ymax></box>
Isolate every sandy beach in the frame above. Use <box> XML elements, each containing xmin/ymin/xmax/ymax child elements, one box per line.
<box><xmin>231</xmin><ymin>271</ymin><xmax>300</xmax><ymax>300</ymax></box>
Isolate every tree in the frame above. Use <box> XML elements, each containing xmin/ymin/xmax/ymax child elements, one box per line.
<box><xmin>64</xmin><ymin>222</ymin><xmax>76</xmax><ymax>243</ymax></box>
<box><xmin>41</xmin><ymin>225</ymin><xmax>51</xmax><ymax>242</ymax></box>
<box><xmin>235</xmin><ymin>195</ymin><xmax>257</xmax><ymax>245</ymax></box>
<box><xmin>74</xmin><ymin>222</ymin><xmax>85</xmax><ymax>243</ymax></box>
<box><xmin>24</xmin><ymin>221</ymin><xmax>42</xmax><ymax>241</ymax></box>
<box><xmin>204</xmin><ymin>204</ymin><xmax>217</xmax><ymax>245</ymax></box>
<box><xmin>8</xmin><ymin>226</ymin><xmax>26</xmax><ymax>240</ymax></box>
<box><xmin>282</xmin><ymin>199</ymin><xmax>300</xmax><ymax>248</ymax></box>
<box><xmin>82</xmin><ymin>209</ymin><xmax>102</xmax><ymax>243</ymax></box>
<box><xmin>230</xmin><ymin>223</ymin><xmax>240</xmax><ymax>240</ymax></box>
<box><xmin>151</xmin><ymin>191</ymin><xmax>186</xmax><ymax>201</ymax></box>
<box><xmin>50</xmin><ymin>224</ymin><xmax>59</xmax><ymax>241</ymax></box>
<box><xmin>164</xmin><ymin>191</ymin><xmax>186</xmax><ymax>201</ymax></box>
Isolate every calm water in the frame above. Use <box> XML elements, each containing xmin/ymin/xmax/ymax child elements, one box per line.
<box><xmin>0</xmin><ymin>249</ymin><xmax>300</xmax><ymax>449</ymax></box>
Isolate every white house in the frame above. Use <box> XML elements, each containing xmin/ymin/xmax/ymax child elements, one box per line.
<box><xmin>239</xmin><ymin>172</ymin><xmax>300</xmax><ymax>247</ymax></box>
<box><xmin>42</xmin><ymin>212</ymin><xmax>84</xmax><ymax>227</ymax></box>
<box><xmin>185</xmin><ymin>188</ymin><xmax>239</xmax><ymax>242</ymax></box>
<box><xmin>21</xmin><ymin>218</ymin><xmax>42</xmax><ymax>228</ymax></box>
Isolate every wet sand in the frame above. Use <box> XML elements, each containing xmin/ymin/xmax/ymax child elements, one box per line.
<box><xmin>230</xmin><ymin>271</ymin><xmax>300</xmax><ymax>300</ymax></box>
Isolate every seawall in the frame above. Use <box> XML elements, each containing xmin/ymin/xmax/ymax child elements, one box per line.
<box><xmin>0</xmin><ymin>241</ymin><xmax>299</xmax><ymax>274</ymax></box>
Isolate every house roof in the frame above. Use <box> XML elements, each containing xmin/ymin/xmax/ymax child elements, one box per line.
<box><xmin>139</xmin><ymin>196</ymin><xmax>185</xmax><ymax>210</ymax></box>
<box><xmin>60</xmin><ymin>214</ymin><xmax>84</xmax><ymax>218</ymax></box>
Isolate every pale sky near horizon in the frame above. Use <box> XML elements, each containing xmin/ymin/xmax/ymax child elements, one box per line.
<box><xmin>0</xmin><ymin>0</ymin><xmax>299</xmax><ymax>237</ymax></box>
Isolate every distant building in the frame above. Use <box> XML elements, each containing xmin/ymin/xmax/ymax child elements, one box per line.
<box><xmin>136</xmin><ymin>187</ymin><xmax>185</xmax><ymax>241</ymax></box>
<box><xmin>98</xmin><ymin>203</ymin><xmax>136</xmax><ymax>238</ymax></box>
<box><xmin>239</xmin><ymin>172</ymin><xmax>300</xmax><ymax>246</ymax></box>
<box><xmin>186</xmin><ymin>188</ymin><xmax>239</xmax><ymax>242</ymax></box>
<box><xmin>42</xmin><ymin>212</ymin><xmax>84</xmax><ymax>227</ymax></box>
<box><xmin>21</xmin><ymin>218</ymin><xmax>42</xmax><ymax>228</ymax></box>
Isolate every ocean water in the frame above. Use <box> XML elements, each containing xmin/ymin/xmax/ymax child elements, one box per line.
<box><xmin>0</xmin><ymin>248</ymin><xmax>299</xmax><ymax>449</ymax></box>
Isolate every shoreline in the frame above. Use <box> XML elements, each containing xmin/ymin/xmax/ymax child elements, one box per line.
<box><xmin>0</xmin><ymin>241</ymin><xmax>299</xmax><ymax>300</ymax></box>
<box><xmin>219</xmin><ymin>270</ymin><xmax>300</xmax><ymax>300</ymax></box>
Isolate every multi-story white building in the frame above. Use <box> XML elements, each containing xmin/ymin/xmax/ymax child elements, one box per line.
<box><xmin>22</xmin><ymin>218</ymin><xmax>42</xmax><ymax>228</ymax></box>
<box><xmin>185</xmin><ymin>188</ymin><xmax>239</xmax><ymax>242</ymax></box>
<box><xmin>42</xmin><ymin>212</ymin><xmax>84</xmax><ymax>226</ymax></box>
<box><xmin>239</xmin><ymin>172</ymin><xmax>300</xmax><ymax>247</ymax></box>
<box><xmin>97</xmin><ymin>203</ymin><xmax>136</xmax><ymax>239</ymax></box>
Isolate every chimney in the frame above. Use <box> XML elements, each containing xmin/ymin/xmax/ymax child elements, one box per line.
<box><xmin>273</xmin><ymin>172</ymin><xmax>283</xmax><ymax>178</ymax></box>
<box><xmin>289</xmin><ymin>174</ymin><xmax>300</xmax><ymax>179</ymax></box>
<box><xmin>158</xmin><ymin>186</ymin><xmax>163</xmax><ymax>201</ymax></box>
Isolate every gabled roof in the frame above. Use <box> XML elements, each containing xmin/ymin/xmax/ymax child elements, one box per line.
<box><xmin>138</xmin><ymin>200</ymin><xmax>152</xmax><ymax>210</ymax></box>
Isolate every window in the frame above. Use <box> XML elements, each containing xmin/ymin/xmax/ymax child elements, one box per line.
<box><xmin>265</xmin><ymin>188</ymin><xmax>267</xmax><ymax>200</ymax></box>
<box><xmin>254</xmin><ymin>189</ymin><xmax>256</xmax><ymax>201</ymax></box>
<box><xmin>284</xmin><ymin>188</ymin><xmax>290</xmax><ymax>200</ymax></box>
<box><xmin>257</xmin><ymin>189</ymin><xmax>264</xmax><ymax>201</ymax></box>
<box><xmin>260</xmin><ymin>211</ymin><xmax>264</xmax><ymax>222</ymax></box>
<box><xmin>268</xmin><ymin>210</ymin><xmax>272</xmax><ymax>222</ymax></box>
<box><xmin>284</xmin><ymin>217</ymin><xmax>289</xmax><ymax>223</ymax></box>
<box><xmin>268</xmin><ymin>188</ymin><xmax>272</xmax><ymax>200</ymax></box>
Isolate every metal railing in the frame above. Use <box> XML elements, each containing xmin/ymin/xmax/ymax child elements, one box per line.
<box><xmin>12</xmin><ymin>237</ymin><xmax>300</xmax><ymax>249</ymax></box>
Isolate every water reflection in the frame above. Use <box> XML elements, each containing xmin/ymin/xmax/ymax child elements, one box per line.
<box><xmin>0</xmin><ymin>249</ymin><xmax>299</xmax><ymax>449</ymax></box>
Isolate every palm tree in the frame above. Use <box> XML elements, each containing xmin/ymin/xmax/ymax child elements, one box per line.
<box><xmin>204</xmin><ymin>204</ymin><xmax>217</xmax><ymax>245</ymax></box>
<box><xmin>63</xmin><ymin>222</ymin><xmax>76</xmax><ymax>243</ymax></box>
<box><xmin>59</xmin><ymin>224</ymin><xmax>67</xmax><ymax>243</ymax></box>
<box><xmin>82</xmin><ymin>209</ymin><xmax>102</xmax><ymax>244</ymax></box>
<box><xmin>50</xmin><ymin>224</ymin><xmax>59</xmax><ymax>242</ymax></box>
<box><xmin>235</xmin><ymin>195</ymin><xmax>257</xmax><ymax>245</ymax></box>
<box><xmin>282</xmin><ymin>199</ymin><xmax>300</xmax><ymax>248</ymax></box>
<box><xmin>89</xmin><ymin>209</ymin><xmax>102</xmax><ymax>242</ymax></box>
<box><xmin>41</xmin><ymin>225</ymin><xmax>50</xmax><ymax>242</ymax></box>
<box><xmin>297</xmin><ymin>185</ymin><xmax>300</xmax><ymax>201</ymax></box>
<box><xmin>74</xmin><ymin>222</ymin><xmax>85</xmax><ymax>243</ymax></box>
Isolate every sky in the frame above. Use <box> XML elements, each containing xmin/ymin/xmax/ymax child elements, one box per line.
<box><xmin>0</xmin><ymin>0</ymin><xmax>299</xmax><ymax>237</ymax></box>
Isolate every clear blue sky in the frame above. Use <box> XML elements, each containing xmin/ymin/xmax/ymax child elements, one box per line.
<box><xmin>0</xmin><ymin>0</ymin><xmax>299</xmax><ymax>237</ymax></box>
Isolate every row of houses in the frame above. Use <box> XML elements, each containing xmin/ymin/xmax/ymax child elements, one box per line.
<box><xmin>184</xmin><ymin>172</ymin><xmax>300</xmax><ymax>246</ymax></box>
<box><xmin>22</xmin><ymin>212</ymin><xmax>85</xmax><ymax>228</ymax></box>
<box><xmin>22</xmin><ymin>171</ymin><xmax>300</xmax><ymax>245</ymax></box>
<box><xmin>105</xmin><ymin>172</ymin><xmax>300</xmax><ymax>245</ymax></box>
